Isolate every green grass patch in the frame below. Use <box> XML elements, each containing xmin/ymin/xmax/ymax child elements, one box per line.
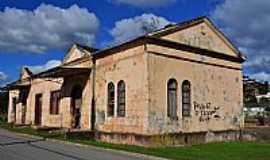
<box><xmin>1</xmin><ymin>123</ymin><xmax>270</xmax><ymax>160</ymax></box>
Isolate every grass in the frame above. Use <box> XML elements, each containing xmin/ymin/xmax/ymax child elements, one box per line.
<box><xmin>0</xmin><ymin>123</ymin><xmax>64</xmax><ymax>139</ymax></box>
<box><xmin>1</xmin><ymin>123</ymin><xmax>270</xmax><ymax>160</ymax></box>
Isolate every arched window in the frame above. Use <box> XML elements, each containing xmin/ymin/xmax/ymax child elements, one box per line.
<box><xmin>107</xmin><ymin>82</ymin><xmax>115</xmax><ymax>117</ymax></box>
<box><xmin>117</xmin><ymin>80</ymin><xmax>126</xmax><ymax>117</ymax></box>
<box><xmin>182</xmin><ymin>80</ymin><xmax>191</xmax><ymax>117</ymax></box>
<box><xmin>167</xmin><ymin>79</ymin><xmax>178</xmax><ymax>119</ymax></box>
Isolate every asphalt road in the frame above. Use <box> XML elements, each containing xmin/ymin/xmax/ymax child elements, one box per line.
<box><xmin>0</xmin><ymin>128</ymin><xmax>158</xmax><ymax>160</ymax></box>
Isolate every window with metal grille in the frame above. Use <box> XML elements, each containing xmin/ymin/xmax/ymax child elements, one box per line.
<box><xmin>182</xmin><ymin>80</ymin><xmax>191</xmax><ymax>117</ymax></box>
<box><xmin>167</xmin><ymin>79</ymin><xmax>178</xmax><ymax>119</ymax></box>
<box><xmin>107</xmin><ymin>82</ymin><xmax>115</xmax><ymax>117</ymax></box>
<box><xmin>50</xmin><ymin>90</ymin><xmax>61</xmax><ymax>115</ymax></box>
<box><xmin>117</xmin><ymin>80</ymin><xmax>126</xmax><ymax>117</ymax></box>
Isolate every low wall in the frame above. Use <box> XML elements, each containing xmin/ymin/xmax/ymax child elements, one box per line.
<box><xmin>95</xmin><ymin>130</ymin><xmax>241</xmax><ymax>147</ymax></box>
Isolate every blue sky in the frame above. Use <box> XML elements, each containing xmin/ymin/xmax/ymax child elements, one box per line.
<box><xmin>0</xmin><ymin>0</ymin><xmax>269</xmax><ymax>85</ymax></box>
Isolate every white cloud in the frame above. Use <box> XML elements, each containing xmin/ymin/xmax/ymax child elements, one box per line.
<box><xmin>28</xmin><ymin>60</ymin><xmax>62</xmax><ymax>74</ymax></box>
<box><xmin>212</xmin><ymin>0</ymin><xmax>270</xmax><ymax>82</ymax></box>
<box><xmin>0</xmin><ymin>4</ymin><xmax>99</xmax><ymax>54</ymax></box>
<box><xmin>249</xmin><ymin>72</ymin><xmax>270</xmax><ymax>82</ymax></box>
<box><xmin>0</xmin><ymin>72</ymin><xmax>7</xmax><ymax>81</ymax></box>
<box><xmin>110</xmin><ymin>0</ymin><xmax>177</xmax><ymax>7</ymax></box>
<box><xmin>110</xmin><ymin>13</ymin><xmax>172</xmax><ymax>44</ymax></box>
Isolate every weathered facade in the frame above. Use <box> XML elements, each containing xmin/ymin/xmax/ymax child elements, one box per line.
<box><xmin>7</xmin><ymin>17</ymin><xmax>245</xmax><ymax>146</ymax></box>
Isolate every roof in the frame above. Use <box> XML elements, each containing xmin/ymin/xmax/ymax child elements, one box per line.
<box><xmin>93</xmin><ymin>16</ymin><xmax>245</xmax><ymax>62</ymax></box>
<box><xmin>149</xmin><ymin>16</ymin><xmax>245</xmax><ymax>61</ymax></box>
<box><xmin>32</xmin><ymin>66</ymin><xmax>91</xmax><ymax>78</ymax></box>
<box><xmin>75</xmin><ymin>44</ymin><xmax>99</xmax><ymax>53</ymax></box>
<box><xmin>149</xmin><ymin>16</ymin><xmax>207</xmax><ymax>37</ymax></box>
<box><xmin>4</xmin><ymin>78</ymin><xmax>31</xmax><ymax>90</ymax></box>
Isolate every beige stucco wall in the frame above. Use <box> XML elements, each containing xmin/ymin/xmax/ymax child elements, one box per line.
<box><xmin>146</xmin><ymin>44</ymin><xmax>243</xmax><ymax>134</ymax></box>
<box><xmin>8</xmin><ymin>89</ymin><xmax>26</xmax><ymax>125</ymax></box>
<box><xmin>8</xmin><ymin>89</ymin><xmax>19</xmax><ymax>123</ymax></box>
<box><xmin>26</xmin><ymin>78</ymin><xmax>63</xmax><ymax>127</ymax></box>
<box><xmin>63</xmin><ymin>56</ymin><xmax>93</xmax><ymax>68</ymax></box>
<box><xmin>60</xmin><ymin>74</ymin><xmax>92</xmax><ymax>129</ymax></box>
<box><xmin>63</xmin><ymin>46</ymin><xmax>85</xmax><ymax>64</ymax></box>
<box><xmin>25</xmin><ymin>75</ymin><xmax>92</xmax><ymax>129</ymax></box>
<box><xmin>161</xmin><ymin>21</ymin><xmax>237</xmax><ymax>57</ymax></box>
<box><xmin>95</xmin><ymin>45</ymin><xmax>150</xmax><ymax>134</ymax></box>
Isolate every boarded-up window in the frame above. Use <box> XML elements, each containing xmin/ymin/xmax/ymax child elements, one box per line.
<box><xmin>50</xmin><ymin>90</ymin><xmax>61</xmax><ymax>115</ymax></box>
<box><xmin>107</xmin><ymin>82</ymin><xmax>115</xmax><ymax>117</ymax></box>
<box><xmin>117</xmin><ymin>80</ymin><xmax>126</xmax><ymax>117</ymax></box>
<box><xmin>182</xmin><ymin>80</ymin><xmax>191</xmax><ymax>117</ymax></box>
<box><xmin>167</xmin><ymin>79</ymin><xmax>178</xmax><ymax>119</ymax></box>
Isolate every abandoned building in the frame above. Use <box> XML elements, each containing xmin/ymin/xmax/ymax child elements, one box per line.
<box><xmin>6</xmin><ymin>16</ymin><xmax>246</xmax><ymax>146</ymax></box>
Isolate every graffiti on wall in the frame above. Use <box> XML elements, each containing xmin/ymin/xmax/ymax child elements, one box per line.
<box><xmin>193</xmin><ymin>101</ymin><xmax>221</xmax><ymax>122</ymax></box>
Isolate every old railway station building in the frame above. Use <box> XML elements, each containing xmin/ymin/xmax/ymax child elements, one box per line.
<box><xmin>6</xmin><ymin>17</ymin><xmax>245</xmax><ymax>146</ymax></box>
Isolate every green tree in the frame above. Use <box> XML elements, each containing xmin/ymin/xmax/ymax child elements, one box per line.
<box><xmin>0</xmin><ymin>90</ymin><xmax>8</xmax><ymax>113</ymax></box>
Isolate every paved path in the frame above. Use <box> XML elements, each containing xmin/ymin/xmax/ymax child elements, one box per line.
<box><xmin>0</xmin><ymin>128</ymin><xmax>160</xmax><ymax>160</ymax></box>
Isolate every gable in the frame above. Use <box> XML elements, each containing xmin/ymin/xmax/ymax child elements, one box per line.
<box><xmin>156</xmin><ymin>19</ymin><xmax>240</xmax><ymax>58</ymax></box>
<box><xmin>63</xmin><ymin>44</ymin><xmax>91</xmax><ymax>64</ymax></box>
<box><xmin>20</xmin><ymin>67</ymin><xmax>32</xmax><ymax>80</ymax></box>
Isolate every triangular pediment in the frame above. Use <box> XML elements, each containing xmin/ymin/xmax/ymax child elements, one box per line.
<box><xmin>63</xmin><ymin>44</ymin><xmax>96</xmax><ymax>64</ymax></box>
<box><xmin>20</xmin><ymin>67</ymin><xmax>33</xmax><ymax>80</ymax></box>
<box><xmin>151</xmin><ymin>17</ymin><xmax>243</xmax><ymax>59</ymax></box>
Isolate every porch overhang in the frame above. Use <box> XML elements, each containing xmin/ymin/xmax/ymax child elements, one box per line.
<box><xmin>3</xmin><ymin>79</ymin><xmax>31</xmax><ymax>90</ymax></box>
<box><xmin>35</xmin><ymin>66</ymin><xmax>91</xmax><ymax>78</ymax></box>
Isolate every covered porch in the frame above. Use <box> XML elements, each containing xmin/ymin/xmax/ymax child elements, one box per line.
<box><xmin>36</xmin><ymin>66</ymin><xmax>93</xmax><ymax>130</ymax></box>
<box><xmin>6</xmin><ymin>79</ymin><xmax>31</xmax><ymax>125</ymax></box>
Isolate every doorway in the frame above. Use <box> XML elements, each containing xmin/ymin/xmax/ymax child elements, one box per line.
<box><xmin>35</xmin><ymin>94</ymin><xmax>42</xmax><ymax>126</ymax></box>
<box><xmin>20</xmin><ymin>90</ymin><xmax>28</xmax><ymax>124</ymax></box>
<box><xmin>12</xmin><ymin>97</ymin><xmax>17</xmax><ymax>123</ymax></box>
<box><xmin>71</xmin><ymin>85</ymin><xmax>82</xmax><ymax>129</ymax></box>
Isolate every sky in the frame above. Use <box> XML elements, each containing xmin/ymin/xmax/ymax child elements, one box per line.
<box><xmin>0</xmin><ymin>0</ymin><xmax>269</xmax><ymax>86</ymax></box>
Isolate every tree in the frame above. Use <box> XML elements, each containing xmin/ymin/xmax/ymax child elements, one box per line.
<box><xmin>258</xmin><ymin>81</ymin><xmax>269</xmax><ymax>95</ymax></box>
<box><xmin>0</xmin><ymin>90</ymin><xmax>8</xmax><ymax>113</ymax></box>
<box><xmin>243</xmin><ymin>83</ymin><xmax>258</xmax><ymax>108</ymax></box>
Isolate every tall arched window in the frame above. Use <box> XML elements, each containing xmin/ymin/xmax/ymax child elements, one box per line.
<box><xmin>167</xmin><ymin>79</ymin><xmax>178</xmax><ymax>119</ymax></box>
<box><xmin>107</xmin><ymin>82</ymin><xmax>115</xmax><ymax>117</ymax></box>
<box><xmin>117</xmin><ymin>80</ymin><xmax>126</xmax><ymax>117</ymax></box>
<box><xmin>182</xmin><ymin>80</ymin><xmax>191</xmax><ymax>117</ymax></box>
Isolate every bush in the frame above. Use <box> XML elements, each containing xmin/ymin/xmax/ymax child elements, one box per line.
<box><xmin>0</xmin><ymin>114</ymin><xmax>7</xmax><ymax>123</ymax></box>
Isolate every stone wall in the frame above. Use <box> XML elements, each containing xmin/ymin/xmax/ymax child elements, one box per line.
<box><xmin>95</xmin><ymin>130</ymin><xmax>240</xmax><ymax>147</ymax></box>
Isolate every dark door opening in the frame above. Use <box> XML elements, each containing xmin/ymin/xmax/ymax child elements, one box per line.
<box><xmin>20</xmin><ymin>90</ymin><xmax>28</xmax><ymax>124</ymax></box>
<box><xmin>22</xmin><ymin>106</ymin><xmax>26</xmax><ymax>124</ymax></box>
<box><xmin>12</xmin><ymin>97</ymin><xmax>17</xmax><ymax>123</ymax></box>
<box><xmin>35</xmin><ymin>94</ymin><xmax>42</xmax><ymax>126</ymax></box>
<box><xmin>71</xmin><ymin>85</ymin><xmax>82</xmax><ymax>129</ymax></box>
